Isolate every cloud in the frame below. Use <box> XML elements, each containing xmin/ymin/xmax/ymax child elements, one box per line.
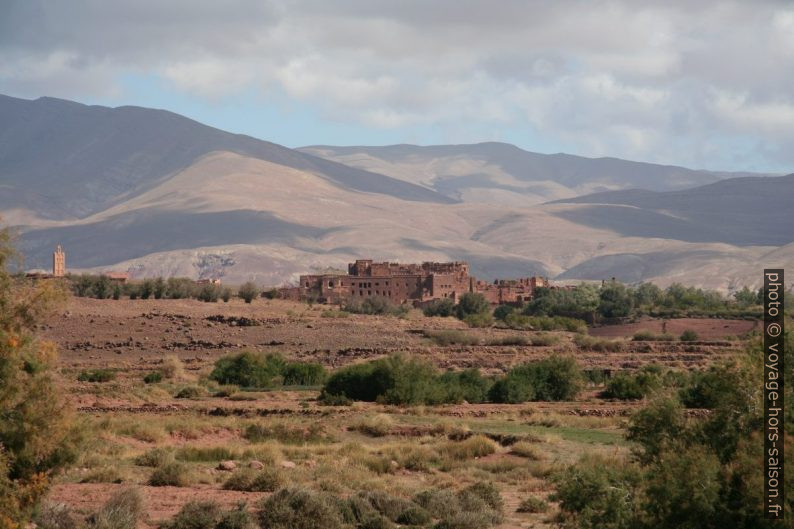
<box><xmin>0</xmin><ymin>0</ymin><xmax>792</xmax><ymax>171</ymax></box>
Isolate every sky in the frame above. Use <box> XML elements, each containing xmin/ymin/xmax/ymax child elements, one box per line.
<box><xmin>1</xmin><ymin>0</ymin><xmax>793</xmax><ymax>173</ymax></box>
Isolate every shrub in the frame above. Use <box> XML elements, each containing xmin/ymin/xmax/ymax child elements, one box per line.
<box><xmin>680</xmin><ymin>329</ymin><xmax>699</xmax><ymax>342</ymax></box>
<box><xmin>488</xmin><ymin>374</ymin><xmax>534</xmax><ymax>404</ymax></box>
<box><xmin>164</xmin><ymin>501</ymin><xmax>222</xmax><ymax>529</ymax></box>
<box><xmin>395</xmin><ymin>505</ymin><xmax>431</xmax><ymax>525</ymax></box>
<box><xmin>174</xmin><ymin>386</ymin><xmax>206</xmax><ymax>399</ymax></box>
<box><xmin>256</xmin><ymin>487</ymin><xmax>345</xmax><ymax>529</ymax></box>
<box><xmin>573</xmin><ymin>333</ymin><xmax>626</xmax><ymax>352</ymax></box>
<box><xmin>423</xmin><ymin>298</ymin><xmax>456</xmax><ymax>317</ymax></box>
<box><xmin>238</xmin><ymin>282</ymin><xmax>259</xmax><ymax>303</ymax></box>
<box><xmin>679</xmin><ymin>364</ymin><xmax>744</xmax><ymax>409</ymax></box>
<box><xmin>492</xmin><ymin>304</ymin><xmax>516</xmax><ymax>321</ymax></box>
<box><xmin>77</xmin><ymin>369</ymin><xmax>116</xmax><ymax>382</ymax></box>
<box><xmin>438</xmin><ymin>368</ymin><xmax>491</xmax><ymax>404</ymax></box>
<box><xmin>463</xmin><ymin>312</ymin><xmax>493</xmax><ymax>328</ymax></box>
<box><xmin>486</xmin><ymin>335</ymin><xmax>530</xmax><ymax>346</ymax></box>
<box><xmin>350</xmin><ymin>414</ymin><xmax>394</xmax><ymax>437</ymax></box>
<box><xmin>197</xmin><ymin>283</ymin><xmax>221</xmax><ymax>302</ymax></box>
<box><xmin>414</xmin><ymin>484</ymin><xmax>504</xmax><ymax>528</ymax></box>
<box><xmin>243</xmin><ymin>422</ymin><xmax>328</xmax><ymax>444</ymax></box>
<box><xmin>322</xmin><ymin>356</ymin><xmax>491</xmax><ymax>405</ymax></box>
<box><xmin>262</xmin><ymin>288</ymin><xmax>280</xmax><ymax>300</ymax></box>
<box><xmin>552</xmin><ymin>455</ymin><xmax>643</xmax><ymax>529</ymax></box>
<box><xmin>34</xmin><ymin>502</ymin><xmax>82</xmax><ymax>529</ymax></box>
<box><xmin>510</xmin><ymin>442</ymin><xmax>543</xmax><ymax>460</ymax></box>
<box><xmin>134</xmin><ymin>448</ymin><xmax>172</xmax><ymax>467</ymax></box>
<box><xmin>216</xmin><ymin>505</ymin><xmax>256</xmax><ymax>529</ymax></box>
<box><xmin>161</xmin><ymin>354</ymin><xmax>185</xmax><ymax>380</ymax></box>
<box><xmin>148</xmin><ymin>462</ymin><xmax>190</xmax><ymax>486</ymax></box>
<box><xmin>210</xmin><ymin>352</ymin><xmax>286</xmax><ymax>388</ymax></box>
<box><xmin>439</xmin><ymin>435</ymin><xmax>498</xmax><ymax>460</ymax></box>
<box><xmin>632</xmin><ymin>330</ymin><xmax>675</xmax><ymax>341</ymax></box>
<box><xmin>425</xmin><ymin>329</ymin><xmax>479</xmax><ymax>346</ymax></box>
<box><xmin>281</xmin><ymin>362</ymin><xmax>327</xmax><ymax>386</ymax></box>
<box><xmin>490</xmin><ymin>356</ymin><xmax>582</xmax><ymax>403</ymax></box>
<box><xmin>143</xmin><ymin>371</ymin><xmax>163</xmax><ymax>384</ymax></box>
<box><xmin>223</xmin><ymin>468</ymin><xmax>283</xmax><ymax>492</ymax></box>
<box><xmin>174</xmin><ymin>446</ymin><xmax>237</xmax><ymax>462</ymax></box>
<box><xmin>221</xmin><ymin>288</ymin><xmax>233</xmax><ymax>302</ymax></box>
<box><xmin>516</xmin><ymin>496</ymin><xmax>549</xmax><ymax>513</ymax></box>
<box><xmin>344</xmin><ymin>296</ymin><xmax>407</xmax><ymax>316</ymax></box>
<box><xmin>89</xmin><ymin>486</ymin><xmax>143</xmax><ymax>529</ymax></box>
<box><xmin>601</xmin><ymin>369</ymin><xmax>661</xmax><ymax>400</ymax></box>
<box><xmin>455</xmin><ymin>293</ymin><xmax>491</xmax><ymax>319</ymax></box>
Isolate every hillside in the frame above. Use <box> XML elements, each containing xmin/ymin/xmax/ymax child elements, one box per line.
<box><xmin>299</xmin><ymin>143</ymin><xmax>765</xmax><ymax>204</ymax></box>
<box><xmin>0</xmin><ymin>95</ymin><xmax>451</xmax><ymax>221</ymax></box>
<box><xmin>3</xmin><ymin>95</ymin><xmax>791</xmax><ymax>290</ymax></box>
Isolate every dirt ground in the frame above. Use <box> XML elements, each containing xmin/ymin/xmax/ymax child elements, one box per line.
<box><xmin>38</xmin><ymin>297</ymin><xmax>752</xmax><ymax>528</ymax></box>
<box><xmin>588</xmin><ymin>317</ymin><xmax>758</xmax><ymax>339</ymax></box>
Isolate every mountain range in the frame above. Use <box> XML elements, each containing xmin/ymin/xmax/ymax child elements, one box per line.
<box><xmin>1</xmin><ymin>94</ymin><xmax>791</xmax><ymax>291</ymax></box>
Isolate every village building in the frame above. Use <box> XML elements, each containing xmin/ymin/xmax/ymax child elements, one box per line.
<box><xmin>52</xmin><ymin>245</ymin><xmax>66</xmax><ymax>277</ymax></box>
<box><xmin>296</xmin><ymin>258</ymin><xmax>548</xmax><ymax>306</ymax></box>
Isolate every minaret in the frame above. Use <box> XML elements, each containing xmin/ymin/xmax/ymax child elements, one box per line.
<box><xmin>53</xmin><ymin>245</ymin><xmax>66</xmax><ymax>277</ymax></box>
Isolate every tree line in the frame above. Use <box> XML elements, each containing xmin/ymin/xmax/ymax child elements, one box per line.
<box><xmin>65</xmin><ymin>274</ymin><xmax>279</xmax><ymax>304</ymax></box>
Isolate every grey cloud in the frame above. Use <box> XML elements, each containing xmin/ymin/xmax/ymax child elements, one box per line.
<box><xmin>0</xmin><ymin>0</ymin><xmax>792</xmax><ymax>171</ymax></box>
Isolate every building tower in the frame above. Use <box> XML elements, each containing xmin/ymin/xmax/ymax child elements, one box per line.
<box><xmin>52</xmin><ymin>245</ymin><xmax>66</xmax><ymax>277</ymax></box>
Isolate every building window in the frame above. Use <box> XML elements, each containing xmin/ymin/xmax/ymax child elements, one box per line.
<box><xmin>328</xmin><ymin>281</ymin><xmax>334</xmax><ymax>287</ymax></box>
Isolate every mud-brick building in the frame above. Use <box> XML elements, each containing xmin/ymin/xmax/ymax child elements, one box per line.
<box><xmin>474</xmin><ymin>276</ymin><xmax>549</xmax><ymax>304</ymax></box>
<box><xmin>299</xmin><ymin>259</ymin><xmax>473</xmax><ymax>305</ymax></box>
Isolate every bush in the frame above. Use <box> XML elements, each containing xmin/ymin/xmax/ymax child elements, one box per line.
<box><xmin>504</xmin><ymin>314</ymin><xmax>587</xmax><ymax>333</ymax></box>
<box><xmin>632</xmin><ymin>330</ymin><xmax>675</xmax><ymax>341</ymax></box>
<box><xmin>149</xmin><ymin>462</ymin><xmax>190</xmax><ymax>487</ymax></box>
<box><xmin>89</xmin><ymin>486</ymin><xmax>143</xmax><ymax>529</ymax></box>
<box><xmin>490</xmin><ymin>356</ymin><xmax>583</xmax><ymax>403</ymax></box>
<box><xmin>164</xmin><ymin>501</ymin><xmax>222</xmax><ymax>529</ymax></box>
<box><xmin>134</xmin><ymin>448</ymin><xmax>173</xmax><ymax>467</ymax></box>
<box><xmin>262</xmin><ymin>288</ymin><xmax>280</xmax><ymax>300</ymax></box>
<box><xmin>216</xmin><ymin>505</ymin><xmax>256</xmax><ymax>529</ymax></box>
<box><xmin>679</xmin><ymin>364</ymin><xmax>744</xmax><ymax>409</ymax></box>
<box><xmin>423</xmin><ymin>298</ymin><xmax>456</xmax><ymax>317</ymax></box>
<box><xmin>221</xmin><ymin>288</ymin><xmax>233</xmax><ymax>302</ymax></box>
<box><xmin>350</xmin><ymin>414</ymin><xmax>394</xmax><ymax>437</ymax></box>
<box><xmin>210</xmin><ymin>352</ymin><xmax>286</xmax><ymax>388</ymax></box>
<box><xmin>174</xmin><ymin>386</ymin><xmax>206</xmax><ymax>399</ymax></box>
<box><xmin>601</xmin><ymin>369</ymin><xmax>661</xmax><ymax>400</ymax></box>
<box><xmin>516</xmin><ymin>496</ymin><xmax>548</xmax><ymax>513</ymax></box>
<box><xmin>573</xmin><ymin>334</ymin><xmax>626</xmax><ymax>352</ymax></box>
<box><xmin>438</xmin><ymin>369</ymin><xmax>491</xmax><ymax>404</ymax></box>
<box><xmin>256</xmin><ymin>487</ymin><xmax>345</xmax><ymax>529</ymax></box>
<box><xmin>223</xmin><ymin>468</ymin><xmax>283</xmax><ymax>492</ymax></box>
<box><xmin>552</xmin><ymin>455</ymin><xmax>643</xmax><ymax>529</ymax></box>
<box><xmin>454</xmin><ymin>293</ymin><xmax>491</xmax><ymax>320</ymax></box>
<box><xmin>680</xmin><ymin>329</ymin><xmax>699</xmax><ymax>342</ymax></box>
<box><xmin>414</xmin><ymin>484</ymin><xmax>504</xmax><ymax>528</ymax></box>
<box><xmin>344</xmin><ymin>296</ymin><xmax>407</xmax><ymax>316</ymax></box>
<box><xmin>439</xmin><ymin>435</ymin><xmax>498</xmax><ymax>460</ymax></box>
<box><xmin>281</xmin><ymin>362</ymin><xmax>327</xmax><ymax>386</ymax></box>
<box><xmin>197</xmin><ymin>283</ymin><xmax>221</xmax><ymax>302</ymax></box>
<box><xmin>492</xmin><ymin>304</ymin><xmax>516</xmax><ymax>321</ymax></box>
<box><xmin>238</xmin><ymin>282</ymin><xmax>259</xmax><ymax>303</ymax></box>
<box><xmin>463</xmin><ymin>312</ymin><xmax>493</xmax><ymax>328</ymax></box>
<box><xmin>143</xmin><ymin>371</ymin><xmax>163</xmax><ymax>384</ymax></box>
<box><xmin>161</xmin><ymin>354</ymin><xmax>185</xmax><ymax>380</ymax></box>
<box><xmin>77</xmin><ymin>369</ymin><xmax>116</xmax><ymax>382</ymax></box>
<box><xmin>34</xmin><ymin>502</ymin><xmax>82</xmax><ymax>529</ymax></box>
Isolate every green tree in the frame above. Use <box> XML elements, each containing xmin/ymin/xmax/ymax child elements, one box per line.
<box><xmin>92</xmin><ymin>275</ymin><xmax>110</xmax><ymax>299</ymax></box>
<box><xmin>454</xmin><ymin>293</ymin><xmax>490</xmax><ymax>320</ymax></box>
<box><xmin>0</xmin><ymin>229</ymin><xmax>80</xmax><ymax>527</ymax></box>
<box><xmin>238</xmin><ymin>281</ymin><xmax>259</xmax><ymax>304</ymax></box>
<box><xmin>598</xmin><ymin>281</ymin><xmax>634</xmax><ymax>318</ymax></box>
<box><xmin>152</xmin><ymin>277</ymin><xmax>166</xmax><ymax>299</ymax></box>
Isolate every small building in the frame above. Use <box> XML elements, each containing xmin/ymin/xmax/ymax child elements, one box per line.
<box><xmin>52</xmin><ymin>245</ymin><xmax>66</xmax><ymax>277</ymax></box>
